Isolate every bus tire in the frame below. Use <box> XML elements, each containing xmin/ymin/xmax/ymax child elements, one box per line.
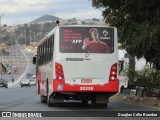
<box><xmin>91</xmin><ymin>95</ymin><xmax>108</xmax><ymax>108</ymax></box>
<box><xmin>46</xmin><ymin>79</ymin><xmax>54</xmax><ymax>107</ymax></box>
<box><xmin>96</xmin><ymin>103</ymin><xmax>108</xmax><ymax>108</ymax></box>
<box><xmin>37</xmin><ymin>81</ymin><xmax>40</xmax><ymax>94</ymax></box>
<box><xmin>91</xmin><ymin>95</ymin><xmax>96</xmax><ymax>105</ymax></box>
<box><xmin>81</xmin><ymin>100</ymin><xmax>88</xmax><ymax>104</ymax></box>
<box><xmin>47</xmin><ymin>96</ymin><xmax>52</xmax><ymax>107</ymax></box>
<box><xmin>92</xmin><ymin>101</ymin><xmax>108</xmax><ymax>108</ymax></box>
<box><xmin>47</xmin><ymin>94</ymin><xmax>56</xmax><ymax>107</ymax></box>
<box><xmin>40</xmin><ymin>95</ymin><xmax>47</xmax><ymax>103</ymax></box>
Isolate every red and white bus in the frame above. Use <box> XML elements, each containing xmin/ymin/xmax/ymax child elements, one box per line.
<box><xmin>33</xmin><ymin>25</ymin><xmax>119</xmax><ymax>107</ymax></box>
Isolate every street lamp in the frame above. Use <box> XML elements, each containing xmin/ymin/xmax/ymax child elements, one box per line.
<box><xmin>0</xmin><ymin>14</ymin><xmax>5</xmax><ymax>78</ymax></box>
<box><xmin>10</xmin><ymin>28</ymin><xmax>14</xmax><ymax>73</ymax></box>
<box><xmin>24</xmin><ymin>30</ymin><xmax>26</xmax><ymax>46</ymax></box>
<box><xmin>30</xmin><ymin>30</ymin><xmax>32</xmax><ymax>46</ymax></box>
<box><xmin>34</xmin><ymin>32</ymin><xmax>35</xmax><ymax>42</ymax></box>
<box><xmin>0</xmin><ymin>14</ymin><xmax>5</xmax><ymax>27</ymax></box>
<box><xmin>11</xmin><ymin>28</ymin><xmax>14</xmax><ymax>46</ymax></box>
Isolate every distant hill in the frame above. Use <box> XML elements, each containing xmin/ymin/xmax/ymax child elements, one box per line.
<box><xmin>31</xmin><ymin>15</ymin><xmax>60</xmax><ymax>24</ymax></box>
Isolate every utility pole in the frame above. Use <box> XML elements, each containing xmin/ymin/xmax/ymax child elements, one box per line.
<box><xmin>34</xmin><ymin>32</ymin><xmax>35</xmax><ymax>42</ymax></box>
<box><xmin>0</xmin><ymin>14</ymin><xmax>5</xmax><ymax>28</ymax></box>
<box><xmin>0</xmin><ymin>14</ymin><xmax>5</xmax><ymax>78</ymax></box>
<box><xmin>30</xmin><ymin>30</ymin><xmax>31</xmax><ymax>46</ymax></box>
<box><xmin>24</xmin><ymin>30</ymin><xmax>26</xmax><ymax>46</ymax></box>
<box><xmin>10</xmin><ymin>28</ymin><xmax>14</xmax><ymax>74</ymax></box>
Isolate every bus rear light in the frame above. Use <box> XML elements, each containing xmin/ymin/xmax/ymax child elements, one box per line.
<box><xmin>58</xmin><ymin>76</ymin><xmax>63</xmax><ymax>80</ymax></box>
<box><xmin>109</xmin><ymin>63</ymin><xmax>117</xmax><ymax>81</ymax></box>
<box><xmin>111</xmin><ymin>76</ymin><xmax>115</xmax><ymax>80</ymax></box>
<box><xmin>57</xmin><ymin>65</ymin><xmax>62</xmax><ymax>70</ymax></box>
<box><xmin>112</xmin><ymin>66</ymin><xmax>117</xmax><ymax>70</ymax></box>
<box><xmin>56</xmin><ymin>62</ymin><xmax>65</xmax><ymax>82</ymax></box>
<box><xmin>112</xmin><ymin>71</ymin><xmax>116</xmax><ymax>75</ymax></box>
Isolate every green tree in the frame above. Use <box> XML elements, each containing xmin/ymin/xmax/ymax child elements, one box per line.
<box><xmin>92</xmin><ymin>0</ymin><xmax>160</xmax><ymax>70</ymax></box>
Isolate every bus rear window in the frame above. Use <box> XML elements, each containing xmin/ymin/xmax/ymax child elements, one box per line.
<box><xmin>59</xmin><ymin>27</ymin><xmax>114</xmax><ymax>53</ymax></box>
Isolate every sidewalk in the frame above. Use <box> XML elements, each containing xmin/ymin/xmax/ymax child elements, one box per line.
<box><xmin>111</xmin><ymin>94</ymin><xmax>160</xmax><ymax>110</ymax></box>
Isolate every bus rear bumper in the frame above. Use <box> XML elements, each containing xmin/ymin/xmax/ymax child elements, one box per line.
<box><xmin>53</xmin><ymin>79</ymin><xmax>119</xmax><ymax>93</ymax></box>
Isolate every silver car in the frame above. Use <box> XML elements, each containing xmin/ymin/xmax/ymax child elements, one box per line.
<box><xmin>20</xmin><ymin>78</ymin><xmax>31</xmax><ymax>87</ymax></box>
<box><xmin>29</xmin><ymin>79</ymin><xmax>36</xmax><ymax>86</ymax></box>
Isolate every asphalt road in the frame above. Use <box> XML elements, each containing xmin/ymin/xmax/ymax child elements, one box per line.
<box><xmin>0</xmin><ymin>85</ymin><xmax>159</xmax><ymax>120</ymax></box>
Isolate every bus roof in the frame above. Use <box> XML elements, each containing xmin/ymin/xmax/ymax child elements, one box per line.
<box><xmin>60</xmin><ymin>25</ymin><xmax>115</xmax><ymax>28</ymax></box>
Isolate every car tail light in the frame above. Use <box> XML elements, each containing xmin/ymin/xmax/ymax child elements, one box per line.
<box><xmin>109</xmin><ymin>63</ymin><xmax>118</xmax><ymax>81</ymax></box>
<box><xmin>55</xmin><ymin>62</ymin><xmax>65</xmax><ymax>83</ymax></box>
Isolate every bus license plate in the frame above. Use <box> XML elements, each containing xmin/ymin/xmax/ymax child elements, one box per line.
<box><xmin>80</xmin><ymin>87</ymin><xmax>93</xmax><ymax>91</ymax></box>
<box><xmin>81</xmin><ymin>79</ymin><xmax>92</xmax><ymax>83</ymax></box>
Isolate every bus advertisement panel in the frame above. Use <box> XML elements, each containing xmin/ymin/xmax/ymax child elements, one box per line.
<box><xmin>59</xmin><ymin>27</ymin><xmax>114</xmax><ymax>53</ymax></box>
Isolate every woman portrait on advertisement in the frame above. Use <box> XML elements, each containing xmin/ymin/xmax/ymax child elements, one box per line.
<box><xmin>82</xmin><ymin>28</ymin><xmax>109</xmax><ymax>53</ymax></box>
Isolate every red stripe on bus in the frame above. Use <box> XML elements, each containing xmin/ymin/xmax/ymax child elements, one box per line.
<box><xmin>53</xmin><ymin>79</ymin><xmax>119</xmax><ymax>92</ymax></box>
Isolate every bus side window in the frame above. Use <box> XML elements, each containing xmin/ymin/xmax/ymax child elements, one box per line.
<box><xmin>46</xmin><ymin>40</ymin><xmax>49</xmax><ymax>63</ymax></box>
<box><xmin>42</xmin><ymin>43</ymin><xmax>45</xmax><ymax>64</ymax></box>
<box><xmin>44</xmin><ymin>42</ymin><xmax>46</xmax><ymax>64</ymax></box>
<box><xmin>51</xmin><ymin>35</ymin><xmax>54</xmax><ymax>60</ymax></box>
<box><xmin>37</xmin><ymin>47</ymin><xmax>40</xmax><ymax>65</ymax></box>
<box><xmin>40</xmin><ymin>45</ymin><xmax>42</xmax><ymax>65</ymax></box>
<box><xmin>49</xmin><ymin>36</ymin><xmax>53</xmax><ymax>61</ymax></box>
<box><xmin>48</xmin><ymin>38</ymin><xmax>51</xmax><ymax>62</ymax></box>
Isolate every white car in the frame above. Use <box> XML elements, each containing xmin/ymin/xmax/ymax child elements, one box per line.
<box><xmin>20</xmin><ymin>78</ymin><xmax>31</xmax><ymax>87</ymax></box>
<box><xmin>29</xmin><ymin>79</ymin><xmax>36</xmax><ymax>86</ymax></box>
<box><xmin>22</xmin><ymin>65</ymin><xmax>25</xmax><ymax>69</ymax></box>
<box><xmin>8</xmin><ymin>70</ymin><xmax>11</xmax><ymax>74</ymax></box>
<box><xmin>31</xmin><ymin>75</ymin><xmax>36</xmax><ymax>78</ymax></box>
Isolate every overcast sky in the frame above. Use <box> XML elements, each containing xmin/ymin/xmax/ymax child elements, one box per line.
<box><xmin>0</xmin><ymin>0</ymin><xmax>103</xmax><ymax>26</ymax></box>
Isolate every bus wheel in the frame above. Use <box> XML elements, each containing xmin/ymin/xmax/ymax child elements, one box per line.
<box><xmin>96</xmin><ymin>103</ymin><xmax>108</xmax><ymax>108</ymax></box>
<box><xmin>47</xmin><ymin>96</ymin><xmax>53</xmax><ymax>107</ymax></box>
<box><xmin>40</xmin><ymin>95</ymin><xmax>47</xmax><ymax>103</ymax></box>
<box><xmin>47</xmin><ymin>82</ymin><xmax>54</xmax><ymax>107</ymax></box>
<box><xmin>91</xmin><ymin>100</ymin><xmax>108</xmax><ymax>108</ymax></box>
<box><xmin>91</xmin><ymin>96</ymin><xmax>96</xmax><ymax>106</ymax></box>
<box><xmin>91</xmin><ymin>95</ymin><xmax>108</xmax><ymax>108</ymax></box>
<box><xmin>81</xmin><ymin>100</ymin><xmax>88</xmax><ymax>104</ymax></box>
